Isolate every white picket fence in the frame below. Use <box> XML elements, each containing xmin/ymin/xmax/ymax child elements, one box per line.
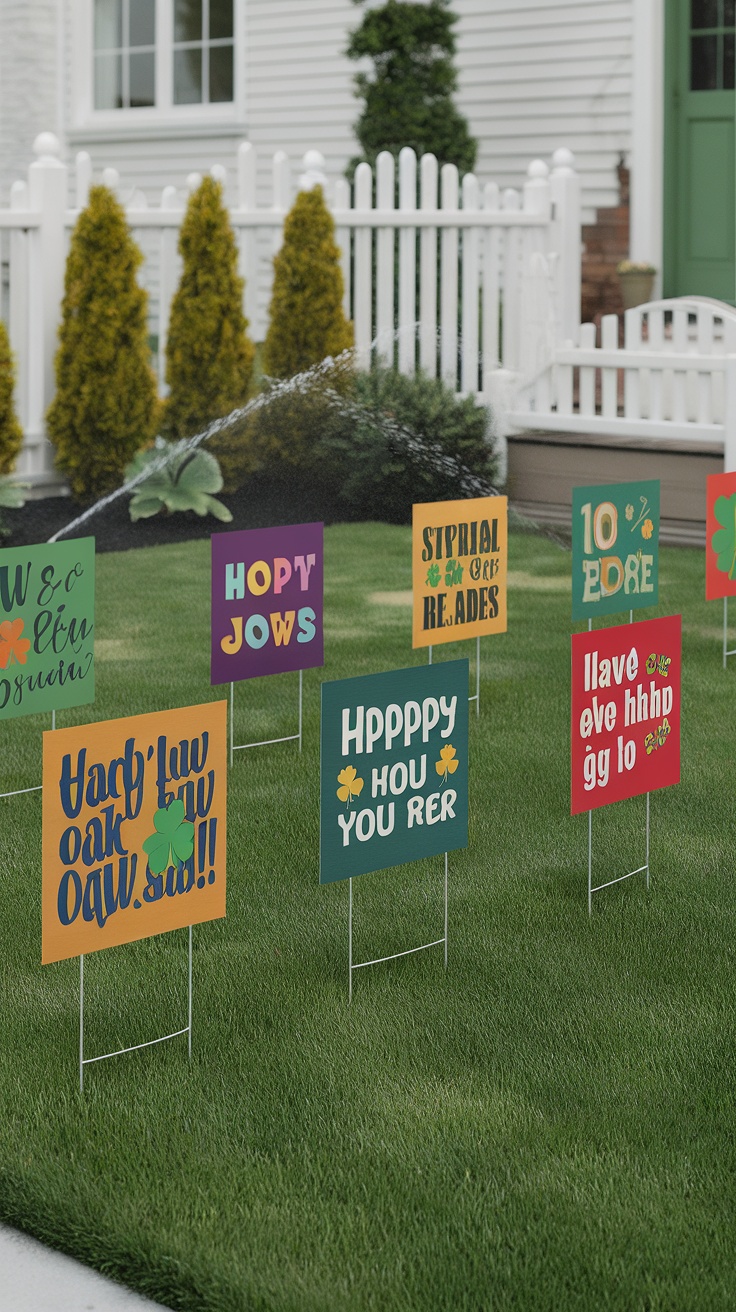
<box><xmin>509</xmin><ymin>289</ymin><xmax>736</xmax><ymax>470</ymax></box>
<box><xmin>0</xmin><ymin>132</ymin><xmax>582</xmax><ymax>489</ymax></box>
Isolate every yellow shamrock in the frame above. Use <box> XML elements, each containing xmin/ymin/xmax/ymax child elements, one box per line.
<box><xmin>435</xmin><ymin>744</ymin><xmax>459</xmax><ymax>783</ymax></box>
<box><xmin>336</xmin><ymin>765</ymin><xmax>364</xmax><ymax>807</ymax></box>
<box><xmin>641</xmin><ymin>518</ymin><xmax>654</xmax><ymax>540</ymax></box>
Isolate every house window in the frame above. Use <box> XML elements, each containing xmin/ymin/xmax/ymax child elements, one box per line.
<box><xmin>173</xmin><ymin>0</ymin><xmax>234</xmax><ymax>104</ymax></box>
<box><xmin>690</xmin><ymin>0</ymin><xmax>735</xmax><ymax>90</ymax></box>
<box><xmin>94</xmin><ymin>0</ymin><xmax>156</xmax><ymax>109</ymax></box>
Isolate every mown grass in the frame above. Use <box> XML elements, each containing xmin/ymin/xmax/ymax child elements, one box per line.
<box><xmin>0</xmin><ymin>524</ymin><xmax>734</xmax><ymax>1312</ymax></box>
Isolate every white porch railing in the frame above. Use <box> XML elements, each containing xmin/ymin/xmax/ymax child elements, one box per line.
<box><xmin>0</xmin><ymin>133</ymin><xmax>582</xmax><ymax>490</ymax></box>
<box><xmin>509</xmin><ymin>295</ymin><xmax>736</xmax><ymax>469</ymax></box>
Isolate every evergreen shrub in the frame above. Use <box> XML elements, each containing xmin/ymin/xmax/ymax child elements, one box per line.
<box><xmin>0</xmin><ymin>321</ymin><xmax>24</xmax><ymax>476</ymax></box>
<box><xmin>165</xmin><ymin>175</ymin><xmax>255</xmax><ymax>449</ymax></box>
<box><xmin>346</xmin><ymin>0</ymin><xmax>477</xmax><ymax>177</ymax></box>
<box><xmin>46</xmin><ymin>185</ymin><xmax>159</xmax><ymax>501</ymax></box>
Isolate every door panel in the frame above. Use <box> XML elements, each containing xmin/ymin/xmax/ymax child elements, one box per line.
<box><xmin>664</xmin><ymin>0</ymin><xmax>735</xmax><ymax>301</ymax></box>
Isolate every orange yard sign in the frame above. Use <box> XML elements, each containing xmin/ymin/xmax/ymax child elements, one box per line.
<box><xmin>412</xmin><ymin>496</ymin><xmax>508</xmax><ymax>648</ymax></box>
<box><xmin>42</xmin><ymin>702</ymin><xmax>227</xmax><ymax>964</ymax></box>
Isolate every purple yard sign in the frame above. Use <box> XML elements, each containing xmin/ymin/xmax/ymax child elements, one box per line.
<box><xmin>211</xmin><ymin>523</ymin><xmax>324</xmax><ymax>685</ymax></box>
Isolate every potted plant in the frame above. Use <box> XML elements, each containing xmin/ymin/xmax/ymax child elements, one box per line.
<box><xmin>616</xmin><ymin>260</ymin><xmax>657</xmax><ymax>310</ymax></box>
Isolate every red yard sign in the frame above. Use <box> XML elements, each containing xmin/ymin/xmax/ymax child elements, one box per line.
<box><xmin>571</xmin><ymin>616</ymin><xmax>681</xmax><ymax>816</ymax></box>
<box><xmin>706</xmin><ymin>471</ymin><xmax>736</xmax><ymax>601</ymax></box>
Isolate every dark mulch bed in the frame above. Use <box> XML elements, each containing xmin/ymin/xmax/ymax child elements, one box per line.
<box><xmin>1</xmin><ymin>471</ymin><xmax>368</xmax><ymax>554</ymax></box>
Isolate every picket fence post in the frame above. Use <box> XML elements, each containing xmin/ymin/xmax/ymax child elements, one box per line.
<box><xmin>550</xmin><ymin>147</ymin><xmax>581</xmax><ymax>347</ymax></box>
<box><xmin>26</xmin><ymin>133</ymin><xmax>67</xmax><ymax>471</ymax></box>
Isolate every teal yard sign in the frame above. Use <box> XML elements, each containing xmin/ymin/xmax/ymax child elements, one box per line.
<box><xmin>0</xmin><ymin>538</ymin><xmax>95</xmax><ymax>721</ymax></box>
<box><xmin>320</xmin><ymin>661</ymin><xmax>469</xmax><ymax>883</ymax></box>
<box><xmin>571</xmin><ymin>480</ymin><xmax>659</xmax><ymax>622</ymax></box>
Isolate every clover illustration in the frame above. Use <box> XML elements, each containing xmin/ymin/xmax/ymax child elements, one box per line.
<box><xmin>426</xmin><ymin>563</ymin><xmax>441</xmax><ymax>588</ymax></box>
<box><xmin>641</xmin><ymin>518</ymin><xmax>654</xmax><ymax>540</ymax></box>
<box><xmin>445</xmin><ymin>558</ymin><xmax>463</xmax><ymax>587</ymax></box>
<box><xmin>0</xmin><ymin>618</ymin><xmax>31</xmax><ymax>670</ymax></box>
<box><xmin>336</xmin><ymin>765</ymin><xmax>364</xmax><ymax>808</ymax></box>
<box><xmin>142</xmin><ymin>798</ymin><xmax>195</xmax><ymax>874</ymax></box>
<box><xmin>712</xmin><ymin>493</ymin><xmax>736</xmax><ymax>579</ymax></box>
<box><xmin>435</xmin><ymin>744</ymin><xmax>459</xmax><ymax>784</ymax></box>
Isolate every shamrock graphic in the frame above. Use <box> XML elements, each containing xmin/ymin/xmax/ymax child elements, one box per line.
<box><xmin>712</xmin><ymin>492</ymin><xmax>736</xmax><ymax>579</ymax></box>
<box><xmin>336</xmin><ymin>765</ymin><xmax>364</xmax><ymax>808</ymax></box>
<box><xmin>142</xmin><ymin>798</ymin><xmax>195</xmax><ymax>874</ymax></box>
<box><xmin>0</xmin><ymin>618</ymin><xmax>31</xmax><ymax>671</ymax></box>
<box><xmin>641</xmin><ymin>518</ymin><xmax>654</xmax><ymax>540</ymax></box>
<box><xmin>625</xmin><ymin>504</ymin><xmax>634</xmax><ymax>521</ymax></box>
<box><xmin>426</xmin><ymin>563</ymin><xmax>441</xmax><ymax>588</ymax></box>
<box><xmin>435</xmin><ymin>744</ymin><xmax>459</xmax><ymax>784</ymax></box>
<box><xmin>445</xmin><ymin>558</ymin><xmax>463</xmax><ymax>587</ymax></box>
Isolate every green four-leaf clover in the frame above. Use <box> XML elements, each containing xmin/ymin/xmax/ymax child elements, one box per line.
<box><xmin>712</xmin><ymin>493</ymin><xmax>736</xmax><ymax>579</ymax></box>
<box><xmin>142</xmin><ymin>798</ymin><xmax>195</xmax><ymax>874</ymax></box>
<box><xmin>426</xmin><ymin>563</ymin><xmax>441</xmax><ymax>588</ymax></box>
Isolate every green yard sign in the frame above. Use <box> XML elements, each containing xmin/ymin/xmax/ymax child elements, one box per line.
<box><xmin>571</xmin><ymin>481</ymin><xmax>659</xmax><ymax>622</ymax></box>
<box><xmin>0</xmin><ymin>538</ymin><xmax>95</xmax><ymax>721</ymax></box>
<box><xmin>320</xmin><ymin>661</ymin><xmax>469</xmax><ymax>883</ymax></box>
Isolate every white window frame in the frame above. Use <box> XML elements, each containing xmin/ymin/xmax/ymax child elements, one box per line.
<box><xmin>72</xmin><ymin>0</ymin><xmax>245</xmax><ymax>133</ymax></box>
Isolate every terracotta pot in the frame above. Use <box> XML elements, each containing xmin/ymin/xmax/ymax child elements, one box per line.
<box><xmin>618</xmin><ymin>271</ymin><xmax>655</xmax><ymax>310</ymax></box>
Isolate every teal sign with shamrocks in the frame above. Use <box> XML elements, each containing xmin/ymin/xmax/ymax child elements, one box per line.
<box><xmin>571</xmin><ymin>480</ymin><xmax>660</xmax><ymax>621</ymax></box>
<box><xmin>320</xmin><ymin>661</ymin><xmax>469</xmax><ymax>883</ymax></box>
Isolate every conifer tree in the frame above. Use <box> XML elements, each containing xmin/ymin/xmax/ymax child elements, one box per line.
<box><xmin>46</xmin><ymin>185</ymin><xmax>159</xmax><ymax>500</ymax></box>
<box><xmin>165</xmin><ymin>175</ymin><xmax>255</xmax><ymax>439</ymax></box>
<box><xmin>346</xmin><ymin>0</ymin><xmax>477</xmax><ymax>177</ymax></box>
<box><xmin>262</xmin><ymin>185</ymin><xmax>353</xmax><ymax>379</ymax></box>
<box><xmin>0</xmin><ymin>321</ymin><xmax>24</xmax><ymax>476</ymax></box>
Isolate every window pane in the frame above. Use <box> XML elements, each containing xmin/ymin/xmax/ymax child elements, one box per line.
<box><xmin>174</xmin><ymin>0</ymin><xmax>202</xmax><ymax>42</ymax></box>
<box><xmin>130</xmin><ymin>0</ymin><xmax>156</xmax><ymax>47</ymax></box>
<box><xmin>691</xmin><ymin>33</ymin><xmax>719</xmax><ymax>86</ymax></box>
<box><xmin>94</xmin><ymin>52</ymin><xmax>123</xmax><ymax>108</ymax></box>
<box><xmin>209</xmin><ymin>44</ymin><xmax>233</xmax><ymax>102</ymax></box>
<box><xmin>174</xmin><ymin>47</ymin><xmax>203</xmax><ymax>103</ymax></box>
<box><xmin>691</xmin><ymin>0</ymin><xmax>719</xmax><ymax>28</ymax></box>
<box><xmin>726</xmin><ymin>0</ymin><xmax>735</xmax><ymax>26</ymax></box>
<box><xmin>210</xmin><ymin>0</ymin><xmax>233</xmax><ymax>40</ymax></box>
<box><xmin>94</xmin><ymin>0</ymin><xmax>122</xmax><ymax>51</ymax></box>
<box><xmin>725</xmin><ymin>32</ymin><xmax>735</xmax><ymax>85</ymax></box>
<box><xmin>129</xmin><ymin>50</ymin><xmax>155</xmax><ymax>106</ymax></box>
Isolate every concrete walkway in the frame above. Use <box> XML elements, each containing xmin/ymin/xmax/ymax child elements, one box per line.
<box><xmin>0</xmin><ymin>1225</ymin><xmax>171</xmax><ymax>1311</ymax></box>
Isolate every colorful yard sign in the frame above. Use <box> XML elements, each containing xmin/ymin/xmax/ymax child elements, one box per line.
<box><xmin>211</xmin><ymin>523</ymin><xmax>323</xmax><ymax>684</ymax></box>
<box><xmin>320</xmin><ymin>661</ymin><xmax>469</xmax><ymax>883</ymax></box>
<box><xmin>412</xmin><ymin>497</ymin><xmax>507</xmax><ymax>648</ymax></box>
<box><xmin>571</xmin><ymin>615</ymin><xmax>681</xmax><ymax>816</ymax></box>
<box><xmin>571</xmin><ymin>481</ymin><xmax>659</xmax><ymax>621</ymax></box>
<box><xmin>706</xmin><ymin>471</ymin><xmax>736</xmax><ymax>600</ymax></box>
<box><xmin>0</xmin><ymin>538</ymin><xmax>94</xmax><ymax>721</ymax></box>
<box><xmin>42</xmin><ymin>700</ymin><xmax>227</xmax><ymax>963</ymax></box>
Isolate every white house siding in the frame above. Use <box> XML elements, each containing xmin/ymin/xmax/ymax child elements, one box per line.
<box><xmin>0</xmin><ymin>0</ymin><xmax>61</xmax><ymax>203</ymax></box>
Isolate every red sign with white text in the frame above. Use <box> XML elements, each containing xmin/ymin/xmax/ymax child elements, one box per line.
<box><xmin>571</xmin><ymin>616</ymin><xmax>681</xmax><ymax>815</ymax></box>
<box><xmin>706</xmin><ymin>471</ymin><xmax>736</xmax><ymax>601</ymax></box>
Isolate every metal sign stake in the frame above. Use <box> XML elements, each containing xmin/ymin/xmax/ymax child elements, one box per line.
<box><xmin>229</xmin><ymin>668</ymin><xmax>304</xmax><ymax>761</ymax></box>
<box><xmin>1</xmin><ymin>707</ymin><xmax>56</xmax><ymax>801</ymax></box>
<box><xmin>587</xmin><ymin>793</ymin><xmax>651</xmax><ymax>915</ymax></box>
<box><xmin>348</xmin><ymin>854</ymin><xmax>449</xmax><ymax>1000</ymax></box>
<box><xmin>428</xmin><ymin>637</ymin><xmax>481</xmax><ymax>713</ymax></box>
<box><xmin>79</xmin><ymin>927</ymin><xmax>194</xmax><ymax>1091</ymax></box>
<box><xmin>723</xmin><ymin>597</ymin><xmax>736</xmax><ymax>668</ymax></box>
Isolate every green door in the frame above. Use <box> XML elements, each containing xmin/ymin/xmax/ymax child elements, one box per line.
<box><xmin>664</xmin><ymin>0</ymin><xmax>735</xmax><ymax>302</ymax></box>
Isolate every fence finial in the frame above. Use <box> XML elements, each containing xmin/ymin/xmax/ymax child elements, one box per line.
<box><xmin>33</xmin><ymin>133</ymin><xmax>62</xmax><ymax>163</ymax></box>
<box><xmin>299</xmin><ymin>150</ymin><xmax>327</xmax><ymax>192</ymax></box>
<box><xmin>551</xmin><ymin>147</ymin><xmax>576</xmax><ymax>175</ymax></box>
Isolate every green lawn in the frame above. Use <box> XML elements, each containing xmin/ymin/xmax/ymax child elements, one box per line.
<box><xmin>0</xmin><ymin>524</ymin><xmax>734</xmax><ymax>1312</ymax></box>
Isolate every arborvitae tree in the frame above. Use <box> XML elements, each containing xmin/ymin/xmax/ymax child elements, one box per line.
<box><xmin>346</xmin><ymin>0</ymin><xmax>477</xmax><ymax>177</ymax></box>
<box><xmin>0</xmin><ymin>321</ymin><xmax>24</xmax><ymax>476</ymax></box>
<box><xmin>46</xmin><ymin>185</ymin><xmax>158</xmax><ymax>500</ymax></box>
<box><xmin>165</xmin><ymin>175</ymin><xmax>255</xmax><ymax>440</ymax></box>
<box><xmin>46</xmin><ymin>190</ymin><xmax>158</xmax><ymax>501</ymax></box>
<box><xmin>262</xmin><ymin>185</ymin><xmax>353</xmax><ymax>379</ymax></box>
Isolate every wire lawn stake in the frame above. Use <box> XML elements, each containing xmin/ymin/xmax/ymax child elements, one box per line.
<box><xmin>348</xmin><ymin>853</ymin><xmax>448</xmax><ymax>1002</ymax></box>
<box><xmin>427</xmin><ymin>635</ymin><xmax>481</xmax><ymax>716</ymax></box>
<box><xmin>229</xmin><ymin>669</ymin><xmax>303</xmax><ymax>767</ymax></box>
<box><xmin>79</xmin><ymin>927</ymin><xmax>193</xmax><ymax>1092</ymax></box>
<box><xmin>723</xmin><ymin>598</ymin><xmax>736</xmax><ymax>669</ymax></box>
<box><xmin>0</xmin><ymin>708</ymin><xmax>58</xmax><ymax>799</ymax></box>
<box><xmin>587</xmin><ymin>794</ymin><xmax>650</xmax><ymax>917</ymax></box>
